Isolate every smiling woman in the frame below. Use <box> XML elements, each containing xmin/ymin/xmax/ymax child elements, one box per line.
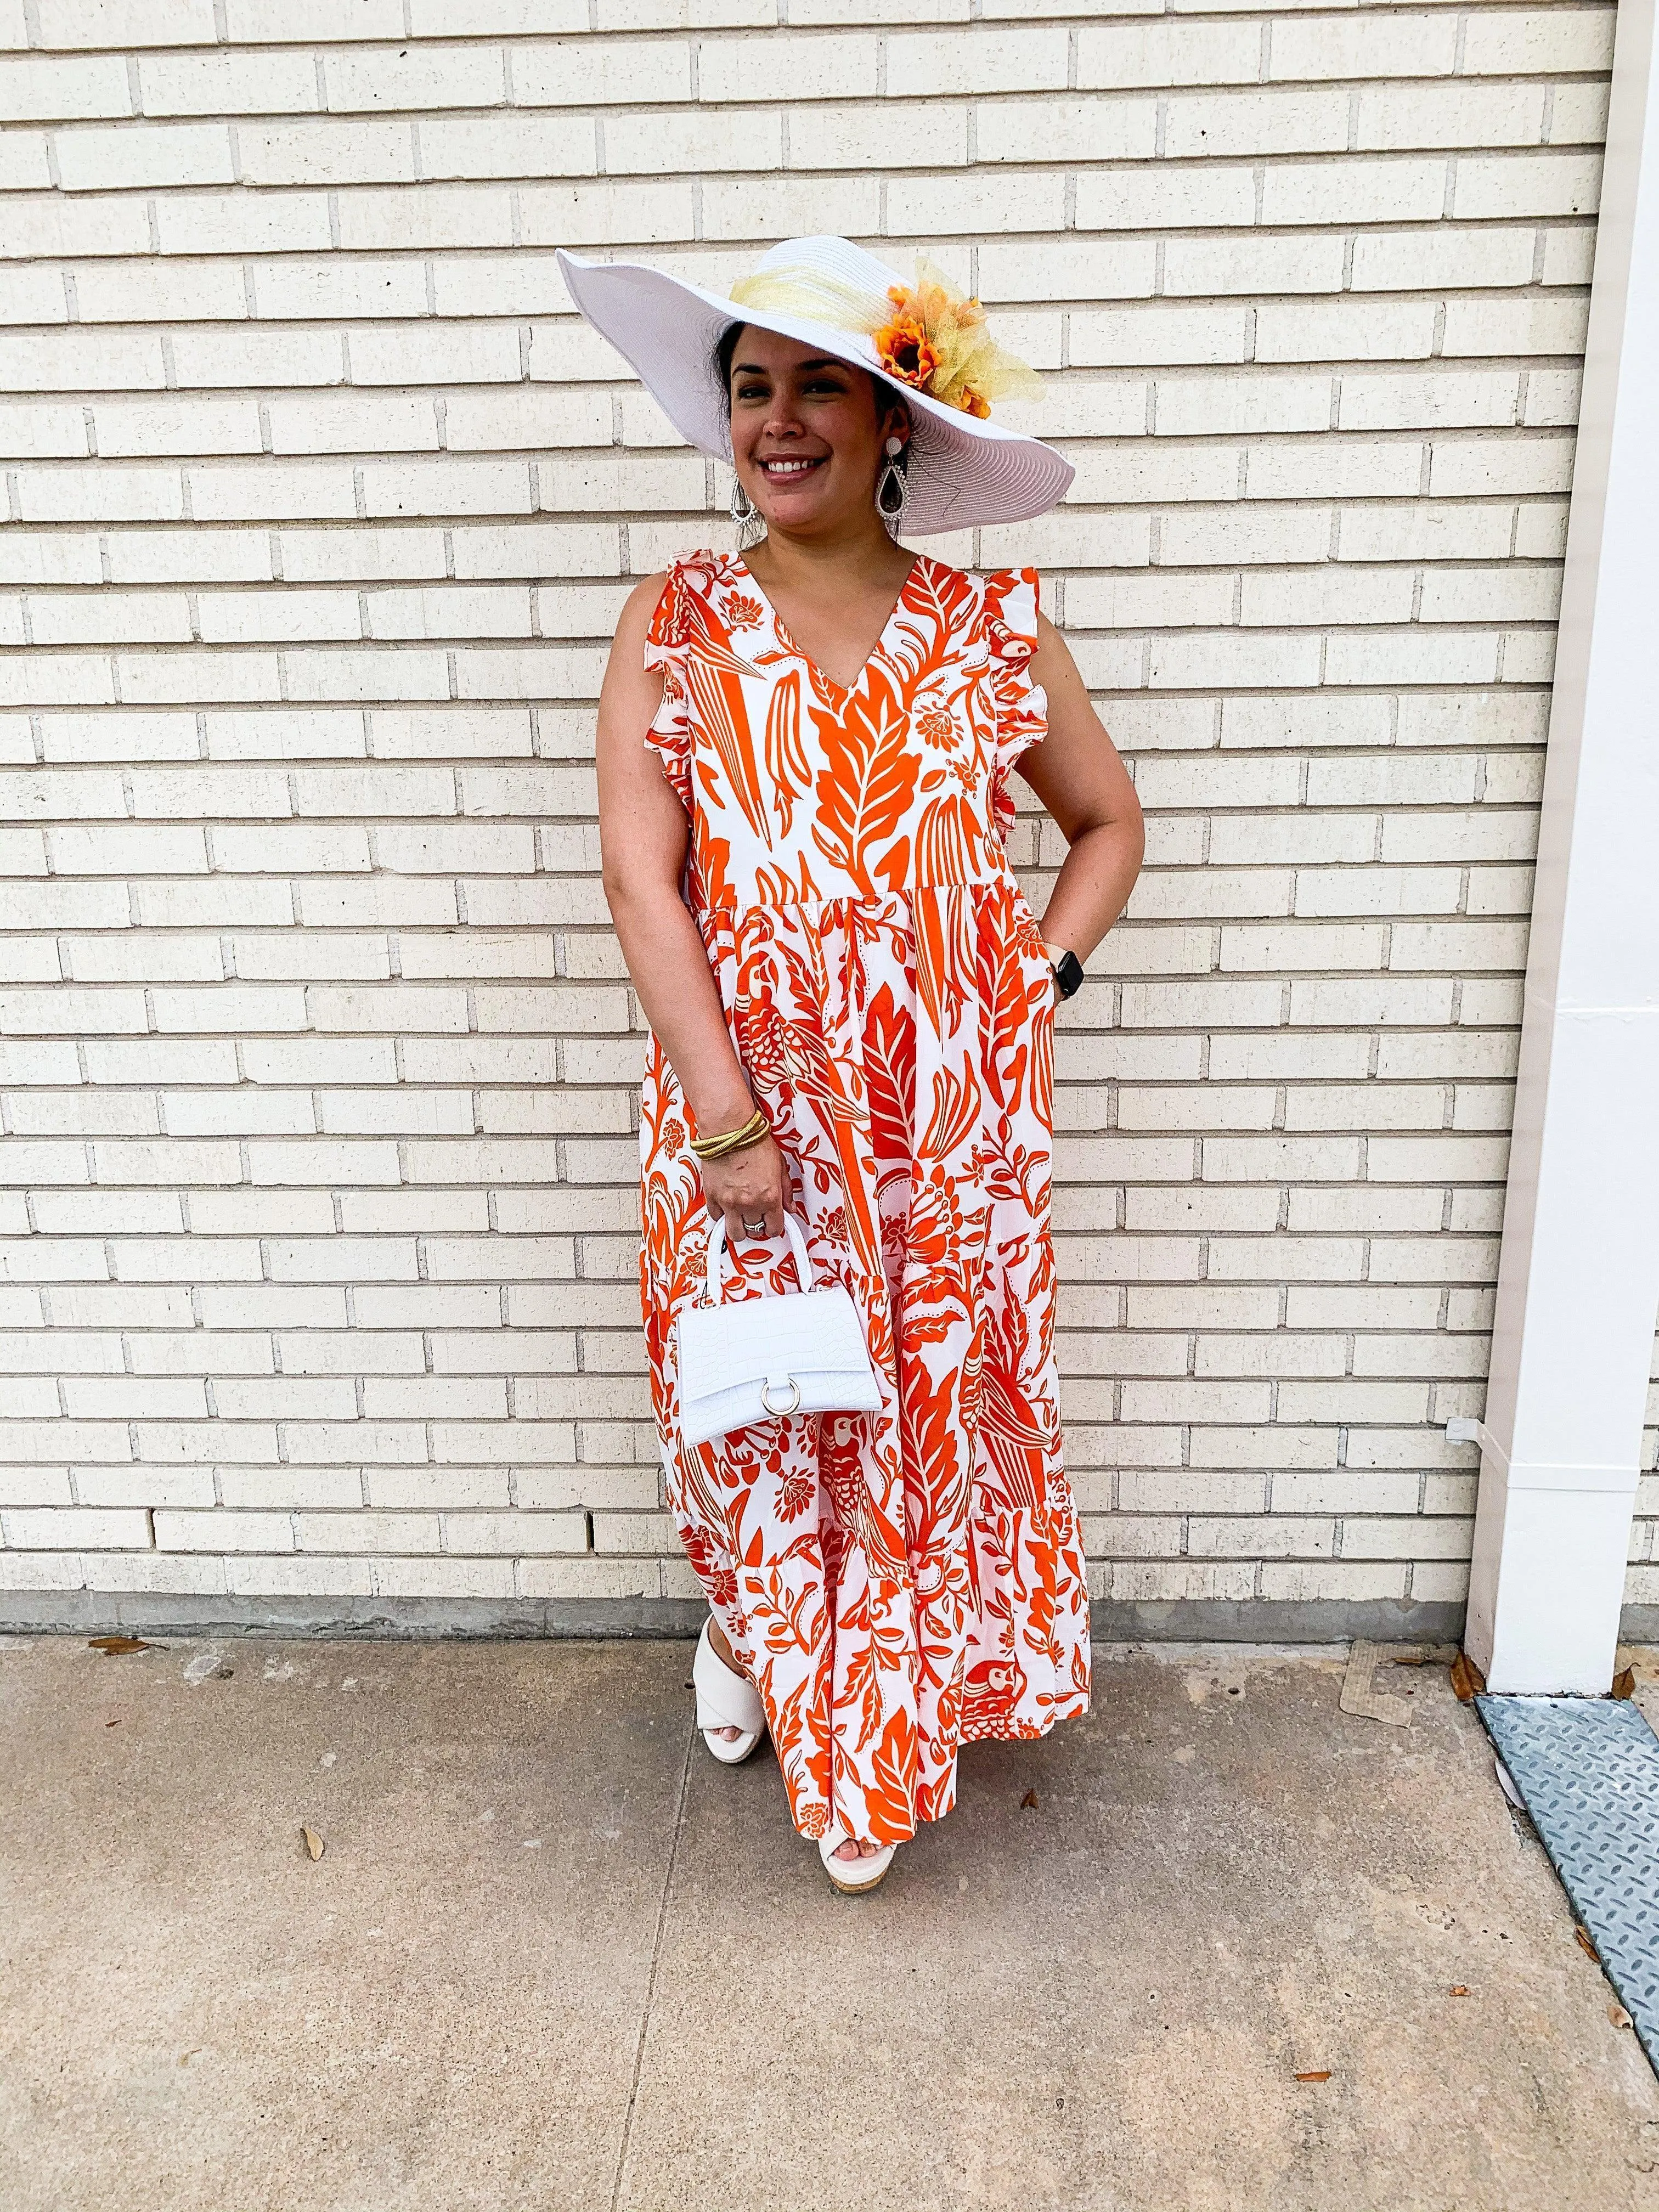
<box><xmin>566</xmin><ymin>236</ymin><xmax>1145</xmax><ymax>1897</ymax></box>
<box><xmin>720</xmin><ymin>324</ymin><xmax>914</xmax><ymax>561</ymax></box>
<box><xmin>717</xmin><ymin>324</ymin><xmax>919</xmax><ymax>689</ymax></box>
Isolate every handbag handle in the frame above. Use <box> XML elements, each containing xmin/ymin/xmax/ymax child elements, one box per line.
<box><xmin>703</xmin><ymin>1209</ymin><xmax>815</xmax><ymax>1307</ymax></box>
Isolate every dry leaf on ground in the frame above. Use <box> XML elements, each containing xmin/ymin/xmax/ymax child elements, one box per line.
<box><xmin>1294</xmin><ymin>2070</ymin><xmax>1332</xmax><ymax>2083</ymax></box>
<box><xmin>1609</xmin><ymin>2004</ymin><xmax>1633</xmax><ymax>2029</ymax></box>
<box><xmin>301</xmin><ymin>1826</ymin><xmax>325</xmax><ymax>1861</ymax></box>
<box><xmin>1450</xmin><ymin>1652</ymin><xmax>1486</xmax><ymax>1702</ymax></box>
<box><xmin>1611</xmin><ymin>1668</ymin><xmax>1635</xmax><ymax>1700</ymax></box>
<box><xmin>88</xmin><ymin>1635</ymin><xmax>153</xmax><ymax>1656</ymax></box>
<box><xmin>1575</xmin><ymin>1925</ymin><xmax>1600</xmax><ymax>1963</ymax></box>
<box><xmin>1451</xmin><ymin>1985</ymin><xmax>1471</xmax><ymax>1997</ymax></box>
<box><xmin>1020</xmin><ymin>1789</ymin><xmax>1039</xmax><ymax>1810</ymax></box>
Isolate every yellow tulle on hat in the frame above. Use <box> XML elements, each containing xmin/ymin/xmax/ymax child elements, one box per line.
<box><xmin>729</xmin><ymin>254</ymin><xmax>1042</xmax><ymax>420</ymax></box>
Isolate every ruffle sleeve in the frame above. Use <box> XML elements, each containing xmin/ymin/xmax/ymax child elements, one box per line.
<box><xmin>982</xmin><ymin>567</ymin><xmax>1048</xmax><ymax>849</ymax></box>
<box><xmin>642</xmin><ymin>561</ymin><xmax>695</xmax><ymax>817</ymax></box>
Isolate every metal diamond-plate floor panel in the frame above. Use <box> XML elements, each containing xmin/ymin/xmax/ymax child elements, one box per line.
<box><xmin>1476</xmin><ymin>1694</ymin><xmax>1659</xmax><ymax>2073</ymax></box>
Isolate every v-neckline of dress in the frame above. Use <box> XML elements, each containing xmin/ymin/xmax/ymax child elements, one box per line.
<box><xmin>735</xmin><ymin>551</ymin><xmax>923</xmax><ymax>702</ymax></box>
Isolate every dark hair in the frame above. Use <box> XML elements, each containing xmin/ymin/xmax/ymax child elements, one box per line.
<box><xmin>715</xmin><ymin>320</ymin><xmax>910</xmax><ymax>441</ymax></box>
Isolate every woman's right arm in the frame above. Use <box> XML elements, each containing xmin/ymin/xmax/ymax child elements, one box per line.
<box><xmin>597</xmin><ymin>575</ymin><xmax>789</xmax><ymax>1242</ymax></box>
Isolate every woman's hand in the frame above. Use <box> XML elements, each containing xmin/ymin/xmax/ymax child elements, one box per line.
<box><xmin>700</xmin><ymin>1131</ymin><xmax>791</xmax><ymax>1248</ymax></box>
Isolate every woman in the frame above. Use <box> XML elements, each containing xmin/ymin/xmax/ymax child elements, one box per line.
<box><xmin>562</xmin><ymin>237</ymin><xmax>1144</xmax><ymax>1893</ymax></box>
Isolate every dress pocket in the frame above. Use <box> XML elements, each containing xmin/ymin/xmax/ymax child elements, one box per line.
<box><xmin>1007</xmin><ymin>882</ymin><xmax>1055</xmax><ymax>994</ymax></box>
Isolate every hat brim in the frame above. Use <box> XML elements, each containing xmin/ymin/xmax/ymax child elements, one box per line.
<box><xmin>556</xmin><ymin>250</ymin><xmax>1074</xmax><ymax>537</ymax></box>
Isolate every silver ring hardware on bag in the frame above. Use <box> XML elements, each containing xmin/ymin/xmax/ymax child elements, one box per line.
<box><xmin>759</xmin><ymin>1375</ymin><xmax>802</xmax><ymax>1415</ymax></box>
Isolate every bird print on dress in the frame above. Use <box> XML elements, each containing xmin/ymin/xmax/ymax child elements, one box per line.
<box><xmin>635</xmin><ymin>550</ymin><xmax>1090</xmax><ymax>1847</ymax></box>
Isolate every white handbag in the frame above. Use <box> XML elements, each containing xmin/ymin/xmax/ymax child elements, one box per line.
<box><xmin>675</xmin><ymin>1209</ymin><xmax>883</xmax><ymax>1449</ymax></box>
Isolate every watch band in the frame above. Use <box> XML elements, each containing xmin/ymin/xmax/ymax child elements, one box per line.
<box><xmin>1045</xmin><ymin>943</ymin><xmax>1085</xmax><ymax>1001</ymax></box>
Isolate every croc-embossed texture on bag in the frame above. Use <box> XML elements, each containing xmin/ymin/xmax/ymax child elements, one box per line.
<box><xmin>675</xmin><ymin>1211</ymin><xmax>882</xmax><ymax>1449</ymax></box>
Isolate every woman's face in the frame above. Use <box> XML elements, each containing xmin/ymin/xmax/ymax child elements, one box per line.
<box><xmin>726</xmin><ymin>325</ymin><xmax>907</xmax><ymax>541</ymax></box>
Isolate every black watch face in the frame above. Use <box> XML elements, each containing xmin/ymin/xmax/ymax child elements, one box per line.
<box><xmin>1052</xmin><ymin>949</ymin><xmax>1084</xmax><ymax>1000</ymax></box>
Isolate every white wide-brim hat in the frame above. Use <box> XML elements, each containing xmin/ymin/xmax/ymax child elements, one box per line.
<box><xmin>555</xmin><ymin>235</ymin><xmax>1074</xmax><ymax>538</ymax></box>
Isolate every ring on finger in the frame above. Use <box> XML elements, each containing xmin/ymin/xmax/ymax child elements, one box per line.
<box><xmin>741</xmin><ymin>1215</ymin><xmax>766</xmax><ymax>1235</ymax></box>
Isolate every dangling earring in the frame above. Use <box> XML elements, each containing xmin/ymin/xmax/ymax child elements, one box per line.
<box><xmin>730</xmin><ymin>472</ymin><xmax>764</xmax><ymax>549</ymax></box>
<box><xmin>876</xmin><ymin>435</ymin><xmax>909</xmax><ymax>538</ymax></box>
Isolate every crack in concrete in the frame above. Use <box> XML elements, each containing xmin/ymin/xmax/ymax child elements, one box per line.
<box><xmin>611</xmin><ymin>1716</ymin><xmax>695</xmax><ymax>2212</ymax></box>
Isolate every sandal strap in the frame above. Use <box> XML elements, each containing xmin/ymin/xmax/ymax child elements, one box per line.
<box><xmin>818</xmin><ymin>1824</ymin><xmax>895</xmax><ymax>1882</ymax></box>
<box><xmin>693</xmin><ymin>1622</ymin><xmax>764</xmax><ymax>1735</ymax></box>
<box><xmin>818</xmin><ymin>1820</ymin><xmax>886</xmax><ymax>1859</ymax></box>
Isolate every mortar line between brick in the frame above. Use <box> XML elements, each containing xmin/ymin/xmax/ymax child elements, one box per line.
<box><xmin>609</xmin><ymin>1714</ymin><xmax>695</xmax><ymax>2212</ymax></box>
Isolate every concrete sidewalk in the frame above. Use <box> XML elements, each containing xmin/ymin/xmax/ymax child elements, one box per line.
<box><xmin>3</xmin><ymin>1635</ymin><xmax>1656</xmax><ymax>2212</ymax></box>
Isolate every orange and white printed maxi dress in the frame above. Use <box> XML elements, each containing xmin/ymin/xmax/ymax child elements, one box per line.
<box><xmin>636</xmin><ymin>549</ymin><xmax>1090</xmax><ymax>1847</ymax></box>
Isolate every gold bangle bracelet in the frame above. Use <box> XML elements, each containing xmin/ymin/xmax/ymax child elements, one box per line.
<box><xmin>691</xmin><ymin>1122</ymin><xmax>768</xmax><ymax>1161</ymax></box>
<box><xmin>689</xmin><ymin>1105</ymin><xmax>764</xmax><ymax>1150</ymax></box>
<box><xmin>689</xmin><ymin>1107</ymin><xmax>770</xmax><ymax>1160</ymax></box>
<box><xmin>699</xmin><ymin>1127</ymin><xmax>768</xmax><ymax>1162</ymax></box>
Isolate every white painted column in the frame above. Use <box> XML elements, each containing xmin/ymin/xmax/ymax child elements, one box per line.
<box><xmin>1464</xmin><ymin>0</ymin><xmax>1659</xmax><ymax>1696</ymax></box>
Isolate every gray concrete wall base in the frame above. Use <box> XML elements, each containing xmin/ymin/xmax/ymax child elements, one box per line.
<box><xmin>0</xmin><ymin>1589</ymin><xmax>1516</xmax><ymax>1646</ymax></box>
<box><xmin>0</xmin><ymin>1590</ymin><xmax>712</xmax><ymax>1641</ymax></box>
<box><xmin>1087</xmin><ymin>1596</ymin><xmax>1470</xmax><ymax>1645</ymax></box>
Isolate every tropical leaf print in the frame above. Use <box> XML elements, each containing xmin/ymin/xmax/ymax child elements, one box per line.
<box><xmin>979</xmin><ymin>895</ymin><xmax>1037</xmax><ymax>1118</ymax></box>
<box><xmin>865</xmin><ymin>1705</ymin><xmax>921</xmax><ymax>1844</ymax></box>
<box><xmin>899</xmin><ymin>1356</ymin><xmax>972</xmax><ymax>1558</ymax></box>
<box><xmin>919</xmin><ymin>1063</ymin><xmax>982</xmax><ymax>1166</ymax></box>
<box><xmin>810</xmin><ymin>667</ymin><xmax>921</xmax><ymax>894</ymax></box>
<box><xmin>912</xmin><ymin>784</ymin><xmax>990</xmax><ymax>891</ymax></box>
<box><xmin>912</xmin><ymin>883</ymin><xmax>976</xmax><ymax>1039</ymax></box>
<box><xmin>763</xmin><ymin>666</ymin><xmax>811</xmax><ymax>841</ymax></box>
<box><xmin>686</xmin><ymin>652</ymin><xmax>770</xmax><ymax>843</ymax></box>
<box><xmin>750</xmin><ymin>850</ymin><xmax>825</xmax><ymax>905</ymax></box>
<box><xmin>863</xmin><ymin>981</ymin><xmax>916</xmax><ymax>1178</ymax></box>
<box><xmin>691</xmin><ymin>828</ymin><xmax>735</xmax><ymax>915</ymax></box>
<box><xmin>636</xmin><ymin>554</ymin><xmax>1089</xmax><ymax>1845</ymax></box>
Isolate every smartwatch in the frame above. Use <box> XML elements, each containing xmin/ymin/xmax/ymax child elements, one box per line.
<box><xmin>1044</xmin><ymin>941</ymin><xmax>1085</xmax><ymax>1001</ymax></box>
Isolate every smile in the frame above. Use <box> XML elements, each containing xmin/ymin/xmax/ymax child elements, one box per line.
<box><xmin>759</xmin><ymin>456</ymin><xmax>825</xmax><ymax>480</ymax></box>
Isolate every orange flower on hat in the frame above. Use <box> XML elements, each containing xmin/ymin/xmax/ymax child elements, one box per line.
<box><xmin>873</xmin><ymin>272</ymin><xmax>1029</xmax><ymax>419</ymax></box>
<box><xmin>872</xmin><ymin>313</ymin><xmax>942</xmax><ymax>396</ymax></box>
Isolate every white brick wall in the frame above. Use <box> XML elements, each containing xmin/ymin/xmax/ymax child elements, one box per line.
<box><xmin>2</xmin><ymin>1</ymin><xmax>1651</xmax><ymax>1626</ymax></box>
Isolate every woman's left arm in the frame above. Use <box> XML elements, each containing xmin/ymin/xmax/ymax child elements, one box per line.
<box><xmin>1018</xmin><ymin>611</ymin><xmax>1146</xmax><ymax>966</ymax></box>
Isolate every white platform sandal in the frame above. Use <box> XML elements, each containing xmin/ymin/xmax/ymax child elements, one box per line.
<box><xmin>819</xmin><ymin>1822</ymin><xmax>898</xmax><ymax>1896</ymax></box>
<box><xmin>692</xmin><ymin>1618</ymin><xmax>766</xmax><ymax>1766</ymax></box>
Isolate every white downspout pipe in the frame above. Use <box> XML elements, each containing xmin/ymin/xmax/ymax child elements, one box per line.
<box><xmin>1464</xmin><ymin>0</ymin><xmax>1659</xmax><ymax>1696</ymax></box>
